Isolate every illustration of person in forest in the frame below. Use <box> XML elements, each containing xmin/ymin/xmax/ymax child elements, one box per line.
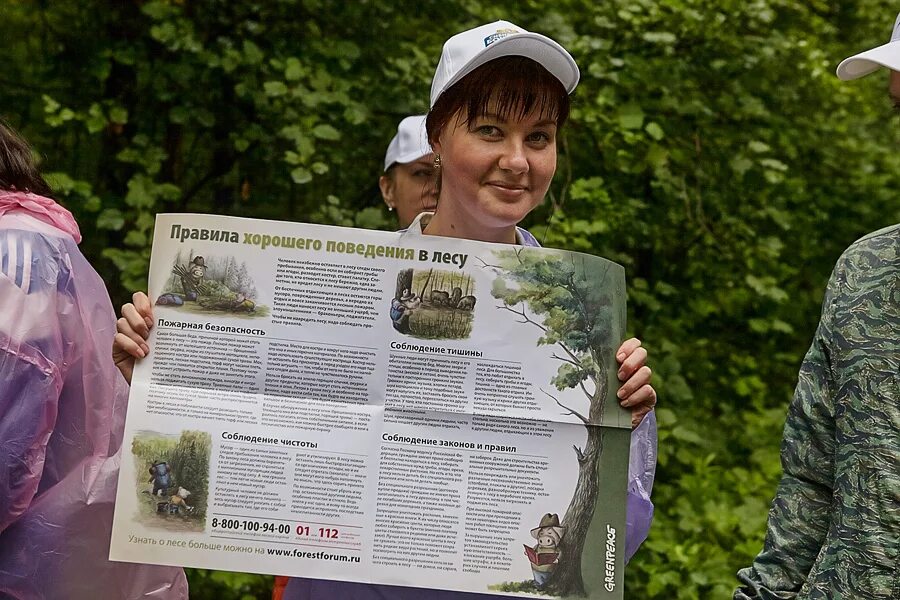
<box><xmin>148</xmin><ymin>461</ymin><xmax>171</xmax><ymax>497</ymax></box>
<box><xmin>180</xmin><ymin>256</ymin><xmax>207</xmax><ymax>298</ymax></box>
<box><xmin>389</xmin><ymin>267</ymin><xmax>475</xmax><ymax>339</ymax></box>
<box><xmin>390</xmin><ymin>288</ymin><xmax>421</xmax><ymax>333</ymax></box>
<box><xmin>524</xmin><ymin>513</ymin><xmax>566</xmax><ymax>588</ymax></box>
<box><xmin>132</xmin><ymin>431</ymin><xmax>210</xmax><ymax>531</ymax></box>
<box><xmin>153</xmin><ymin>253</ymin><xmax>267</xmax><ymax>315</ymax></box>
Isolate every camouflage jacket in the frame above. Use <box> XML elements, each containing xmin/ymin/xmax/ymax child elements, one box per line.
<box><xmin>735</xmin><ymin>224</ymin><xmax>899</xmax><ymax>600</ymax></box>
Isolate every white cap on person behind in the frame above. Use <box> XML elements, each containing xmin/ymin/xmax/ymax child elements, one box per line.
<box><xmin>383</xmin><ymin>115</ymin><xmax>431</xmax><ymax>172</ymax></box>
<box><xmin>430</xmin><ymin>20</ymin><xmax>580</xmax><ymax>107</ymax></box>
<box><xmin>836</xmin><ymin>12</ymin><xmax>900</xmax><ymax>79</ymax></box>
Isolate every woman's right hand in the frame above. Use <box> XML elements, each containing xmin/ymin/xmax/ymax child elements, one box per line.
<box><xmin>113</xmin><ymin>291</ymin><xmax>154</xmax><ymax>385</ymax></box>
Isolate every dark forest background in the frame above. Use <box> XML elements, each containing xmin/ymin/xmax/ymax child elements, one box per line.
<box><xmin>2</xmin><ymin>1</ymin><xmax>898</xmax><ymax>597</ymax></box>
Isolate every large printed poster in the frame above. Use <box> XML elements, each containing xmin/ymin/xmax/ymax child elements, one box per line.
<box><xmin>110</xmin><ymin>213</ymin><xmax>631</xmax><ymax>598</ymax></box>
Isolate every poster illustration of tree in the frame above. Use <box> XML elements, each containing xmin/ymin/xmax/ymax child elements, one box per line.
<box><xmin>488</xmin><ymin>247</ymin><xmax>627</xmax><ymax>597</ymax></box>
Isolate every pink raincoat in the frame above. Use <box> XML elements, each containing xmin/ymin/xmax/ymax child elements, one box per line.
<box><xmin>0</xmin><ymin>192</ymin><xmax>187</xmax><ymax>599</ymax></box>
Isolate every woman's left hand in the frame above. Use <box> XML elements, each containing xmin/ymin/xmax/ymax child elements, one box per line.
<box><xmin>615</xmin><ymin>337</ymin><xmax>657</xmax><ymax>428</ymax></box>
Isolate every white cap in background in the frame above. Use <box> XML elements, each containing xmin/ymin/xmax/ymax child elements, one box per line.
<box><xmin>430</xmin><ymin>20</ymin><xmax>580</xmax><ymax>107</ymax></box>
<box><xmin>836</xmin><ymin>12</ymin><xmax>900</xmax><ymax>79</ymax></box>
<box><xmin>383</xmin><ymin>115</ymin><xmax>431</xmax><ymax>172</ymax></box>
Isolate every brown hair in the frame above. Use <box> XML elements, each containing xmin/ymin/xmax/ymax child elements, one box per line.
<box><xmin>0</xmin><ymin>119</ymin><xmax>53</xmax><ymax>197</ymax></box>
<box><xmin>425</xmin><ymin>55</ymin><xmax>570</xmax><ymax>145</ymax></box>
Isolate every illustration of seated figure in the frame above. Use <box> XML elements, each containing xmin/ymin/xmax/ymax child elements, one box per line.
<box><xmin>167</xmin><ymin>487</ymin><xmax>194</xmax><ymax>514</ymax></box>
<box><xmin>525</xmin><ymin>513</ymin><xmax>565</xmax><ymax>588</ymax></box>
<box><xmin>390</xmin><ymin>289</ymin><xmax>419</xmax><ymax>333</ymax></box>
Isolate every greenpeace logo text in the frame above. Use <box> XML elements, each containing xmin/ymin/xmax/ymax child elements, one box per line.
<box><xmin>604</xmin><ymin>524</ymin><xmax>616</xmax><ymax>592</ymax></box>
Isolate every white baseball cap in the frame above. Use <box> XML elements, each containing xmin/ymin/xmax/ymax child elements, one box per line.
<box><xmin>430</xmin><ymin>20</ymin><xmax>580</xmax><ymax>107</ymax></box>
<box><xmin>836</xmin><ymin>12</ymin><xmax>900</xmax><ymax>80</ymax></box>
<box><xmin>383</xmin><ymin>115</ymin><xmax>432</xmax><ymax>171</ymax></box>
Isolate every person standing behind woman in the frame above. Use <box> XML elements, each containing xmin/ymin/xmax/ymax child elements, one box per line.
<box><xmin>0</xmin><ymin>121</ymin><xmax>188</xmax><ymax>598</ymax></box>
<box><xmin>114</xmin><ymin>20</ymin><xmax>657</xmax><ymax>599</ymax></box>
<box><xmin>379</xmin><ymin>115</ymin><xmax>438</xmax><ymax>228</ymax></box>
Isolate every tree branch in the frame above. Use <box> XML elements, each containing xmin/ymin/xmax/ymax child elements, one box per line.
<box><xmin>542</xmin><ymin>389</ymin><xmax>590</xmax><ymax>425</ymax></box>
<box><xmin>504</xmin><ymin>301</ymin><xmax>599</xmax><ymax>398</ymax></box>
<box><xmin>572</xmin><ymin>444</ymin><xmax>585</xmax><ymax>462</ymax></box>
<box><xmin>475</xmin><ymin>256</ymin><xmax>500</xmax><ymax>269</ymax></box>
<box><xmin>550</xmin><ymin>354</ymin><xmax>596</xmax><ymax>398</ymax></box>
<box><xmin>578</xmin><ymin>379</ymin><xmax>595</xmax><ymax>399</ymax></box>
<box><xmin>551</xmin><ymin>352</ymin><xmax>580</xmax><ymax>367</ymax></box>
<box><xmin>499</xmin><ymin>304</ymin><xmax>548</xmax><ymax>332</ymax></box>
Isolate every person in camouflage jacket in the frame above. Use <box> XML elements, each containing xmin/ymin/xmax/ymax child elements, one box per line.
<box><xmin>735</xmin><ymin>15</ymin><xmax>900</xmax><ymax>598</ymax></box>
<box><xmin>734</xmin><ymin>222</ymin><xmax>899</xmax><ymax>599</ymax></box>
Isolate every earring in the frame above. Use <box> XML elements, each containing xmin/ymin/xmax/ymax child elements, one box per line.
<box><xmin>387</xmin><ymin>205</ymin><xmax>394</xmax><ymax>211</ymax></box>
<box><xmin>433</xmin><ymin>154</ymin><xmax>442</xmax><ymax>168</ymax></box>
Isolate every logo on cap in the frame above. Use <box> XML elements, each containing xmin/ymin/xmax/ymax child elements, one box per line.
<box><xmin>483</xmin><ymin>28</ymin><xmax>519</xmax><ymax>47</ymax></box>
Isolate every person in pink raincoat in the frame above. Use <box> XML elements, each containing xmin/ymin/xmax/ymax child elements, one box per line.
<box><xmin>0</xmin><ymin>120</ymin><xmax>188</xmax><ymax>599</ymax></box>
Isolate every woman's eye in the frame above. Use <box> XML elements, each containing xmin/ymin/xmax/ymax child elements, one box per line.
<box><xmin>528</xmin><ymin>131</ymin><xmax>552</xmax><ymax>143</ymax></box>
<box><xmin>413</xmin><ymin>169</ymin><xmax>433</xmax><ymax>178</ymax></box>
<box><xmin>475</xmin><ymin>125</ymin><xmax>500</xmax><ymax>136</ymax></box>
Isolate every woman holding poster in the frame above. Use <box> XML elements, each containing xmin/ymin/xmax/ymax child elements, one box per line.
<box><xmin>114</xmin><ymin>20</ymin><xmax>658</xmax><ymax>599</ymax></box>
<box><xmin>286</xmin><ymin>21</ymin><xmax>659</xmax><ymax>598</ymax></box>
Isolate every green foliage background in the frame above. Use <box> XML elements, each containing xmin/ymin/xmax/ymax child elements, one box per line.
<box><xmin>2</xmin><ymin>1</ymin><xmax>898</xmax><ymax>598</ymax></box>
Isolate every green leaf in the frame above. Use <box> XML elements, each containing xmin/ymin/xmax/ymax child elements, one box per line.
<box><xmin>85</xmin><ymin>103</ymin><xmax>107</xmax><ymax>133</ymax></box>
<box><xmin>617</xmin><ymin>103</ymin><xmax>644</xmax><ymax>130</ymax></box>
<box><xmin>759</xmin><ymin>158</ymin><xmax>788</xmax><ymax>172</ymax></box>
<box><xmin>83</xmin><ymin>196</ymin><xmax>102</xmax><ymax>212</ymax></box>
<box><xmin>290</xmin><ymin>167</ymin><xmax>312</xmax><ymax>184</ymax></box>
<box><xmin>312</xmin><ymin>124</ymin><xmax>340</xmax><ymax>140</ymax></box>
<box><xmin>124</xmin><ymin>230</ymin><xmax>147</xmax><ymax>247</ymax></box>
<box><xmin>645</xmin><ymin>122</ymin><xmax>665</xmax><ymax>140</ymax></box>
<box><xmin>242</xmin><ymin>40</ymin><xmax>264</xmax><ymax>65</ymax></box>
<box><xmin>672</xmin><ymin>425</ymin><xmax>704</xmax><ymax>444</ymax></box>
<box><xmin>343</xmin><ymin>104</ymin><xmax>369</xmax><ymax>125</ymax></box>
<box><xmin>45</xmin><ymin>172</ymin><xmax>76</xmax><ymax>193</ymax></box>
<box><xmin>169</xmin><ymin>106</ymin><xmax>190</xmax><ymax>124</ymax></box>
<box><xmin>264</xmin><ymin>81</ymin><xmax>288</xmax><ymax>96</ymax></box>
<box><xmin>124</xmin><ymin>176</ymin><xmax>155</xmax><ymax>208</ymax></box>
<box><xmin>42</xmin><ymin>95</ymin><xmax>60</xmax><ymax>113</ymax></box>
<box><xmin>642</xmin><ymin>31</ymin><xmax>677</xmax><ymax>44</ymax></box>
<box><xmin>195</xmin><ymin>109</ymin><xmax>215</xmax><ymax>128</ymax></box>
<box><xmin>285</xmin><ymin>57</ymin><xmax>304</xmax><ymax>81</ymax></box>
<box><xmin>141</xmin><ymin>1</ymin><xmax>173</xmax><ymax>20</ymax></box>
<box><xmin>730</xmin><ymin>155</ymin><xmax>753</xmax><ymax>175</ymax></box>
<box><xmin>97</xmin><ymin>208</ymin><xmax>125</xmax><ymax>231</ymax></box>
<box><xmin>109</xmin><ymin>106</ymin><xmax>128</xmax><ymax>124</ymax></box>
<box><xmin>646</xmin><ymin>144</ymin><xmax>669</xmax><ymax>168</ymax></box>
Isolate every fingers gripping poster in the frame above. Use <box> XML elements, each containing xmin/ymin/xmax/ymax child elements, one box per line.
<box><xmin>110</xmin><ymin>213</ymin><xmax>631</xmax><ymax>599</ymax></box>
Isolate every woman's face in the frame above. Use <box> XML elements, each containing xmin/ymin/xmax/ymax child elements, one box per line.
<box><xmin>433</xmin><ymin>102</ymin><xmax>557</xmax><ymax>232</ymax></box>
<box><xmin>379</xmin><ymin>154</ymin><xmax>438</xmax><ymax>228</ymax></box>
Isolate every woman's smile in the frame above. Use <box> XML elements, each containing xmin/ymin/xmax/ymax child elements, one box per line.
<box><xmin>484</xmin><ymin>179</ymin><xmax>529</xmax><ymax>200</ymax></box>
